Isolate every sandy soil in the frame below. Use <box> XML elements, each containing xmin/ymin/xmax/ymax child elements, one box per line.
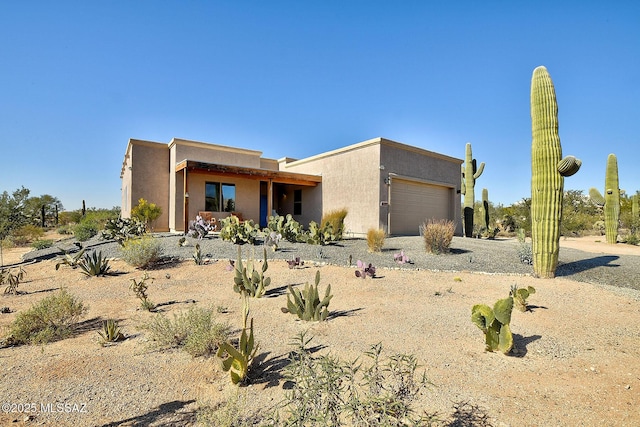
<box><xmin>1</xmin><ymin>236</ymin><xmax>639</xmax><ymax>426</ymax></box>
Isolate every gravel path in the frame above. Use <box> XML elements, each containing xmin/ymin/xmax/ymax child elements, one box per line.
<box><xmin>22</xmin><ymin>233</ymin><xmax>640</xmax><ymax>292</ymax></box>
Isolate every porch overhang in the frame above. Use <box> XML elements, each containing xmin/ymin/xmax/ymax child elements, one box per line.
<box><xmin>176</xmin><ymin>159</ymin><xmax>322</xmax><ymax>186</ymax></box>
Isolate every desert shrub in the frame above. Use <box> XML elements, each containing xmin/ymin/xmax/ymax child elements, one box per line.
<box><xmin>366</xmin><ymin>227</ymin><xmax>385</xmax><ymax>252</ymax></box>
<box><xmin>31</xmin><ymin>239</ymin><xmax>53</xmax><ymax>250</ymax></box>
<box><xmin>9</xmin><ymin>225</ymin><xmax>44</xmax><ymax>246</ymax></box>
<box><xmin>57</xmin><ymin>225</ymin><xmax>73</xmax><ymax>235</ymax></box>
<box><xmin>517</xmin><ymin>243</ymin><xmax>533</xmax><ymax>265</ymax></box>
<box><xmin>73</xmin><ymin>220</ymin><xmax>98</xmax><ymax>242</ymax></box>
<box><xmin>273</xmin><ymin>333</ymin><xmax>433</xmax><ymax>426</ymax></box>
<box><xmin>421</xmin><ymin>219</ymin><xmax>455</xmax><ymax>254</ymax></box>
<box><xmin>624</xmin><ymin>233</ymin><xmax>639</xmax><ymax>246</ymax></box>
<box><xmin>131</xmin><ymin>198</ymin><xmax>162</xmax><ymax>231</ymax></box>
<box><xmin>320</xmin><ymin>208</ymin><xmax>348</xmax><ymax>240</ymax></box>
<box><xmin>1</xmin><ymin>238</ymin><xmax>15</xmax><ymax>249</ymax></box>
<box><xmin>120</xmin><ymin>235</ymin><xmax>163</xmax><ymax>268</ymax></box>
<box><xmin>197</xmin><ymin>390</ymin><xmax>263</xmax><ymax>427</ymax></box>
<box><xmin>141</xmin><ymin>307</ymin><xmax>230</xmax><ymax>357</ymax></box>
<box><xmin>7</xmin><ymin>289</ymin><xmax>87</xmax><ymax>345</ymax></box>
<box><xmin>592</xmin><ymin>220</ymin><xmax>606</xmax><ymax>235</ymax></box>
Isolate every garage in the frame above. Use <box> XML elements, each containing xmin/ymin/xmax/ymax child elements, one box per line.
<box><xmin>389</xmin><ymin>178</ymin><xmax>452</xmax><ymax>235</ymax></box>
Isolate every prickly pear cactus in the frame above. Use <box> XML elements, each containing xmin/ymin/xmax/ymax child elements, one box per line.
<box><xmin>530</xmin><ymin>66</ymin><xmax>581</xmax><ymax>278</ymax></box>
<box><xmin>589</xmin><ymin>154</ymin><xmax>620</xmax><ymax>244</ymax></box>
<box><xmin>461</xmin><ymin>142</ymin><xmax>485</xmax><ymax>237</ymax></box>
<box><xmin>471</xmin><ymin>296</ymin><xmax>514</xmax><ymax>354</ymax></box>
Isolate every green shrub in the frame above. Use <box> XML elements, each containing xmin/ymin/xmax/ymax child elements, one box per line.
<box><xmin>6</xmin><ymin>289</ymin><xmax>87</xmax><ymax>345</ymax></box>
<box><xmin>9</xmin><ymin>225</ymin><xmax>44</xmax><ymax>246</ymax></box>
<box><xmin>131</xmin><ymin>198</ymin><xmax>163</xmax><ymax>231</ymax></box>
<box><xmin>73</xmin><ymin>221</ymin><xmax>98</xmax><ymax>242</ymax></box>
<box><xmin>320</xmin><ymin>208</ymin><xmax>348</xmax><ymax>240</ymax></box>
<box><xmin>31</xmin><ymin>239</ymin><xmax>53</xmax><ymax>250</ymax></box>
<box><xmin>141</xmin><ymin>307</ymin><xmax>230</xmax><ymax>357</ymax></box>
<box><xmin>366</xmin><ymin>228</ymin><xmax>385</xmax><ymax>252</ymax></box>
<box><xmin>57</xmin><ymin>225</ymin><xmax>74</xmax><ymax>235</ymax></box>
<box><xmin>421</xmin><ymin>219</ymin><xmax>455</xmax><ymax>254</ymax></box>
<box><xmin>120</xmin><ymin>236</ymin><xmax>163</xmax><ymax>268</ymax></box>
<box><xmin>273</xmin><ymin>333</ymin><xmax>433</xmax><ymax>425</ymax></box>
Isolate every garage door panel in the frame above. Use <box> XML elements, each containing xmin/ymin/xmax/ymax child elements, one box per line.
<box><xmin>390</xmin><ymin>179</ymin><xmax>450</xmax><ymax>235</ymax></box>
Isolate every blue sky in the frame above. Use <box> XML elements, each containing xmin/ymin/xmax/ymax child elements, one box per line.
<box><xmin>1</xmin><ymin>1</ymin><xmax>638</xmax><ymax>211</ymax></box>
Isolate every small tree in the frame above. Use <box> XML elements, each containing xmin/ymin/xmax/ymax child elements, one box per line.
<box><xmin>131</xmin><ymin>198</ymin><xmax>162</xmax><ymax>231</ymax></box>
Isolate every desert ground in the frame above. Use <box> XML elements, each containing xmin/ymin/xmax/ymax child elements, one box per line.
<box><xmin>1</xmin><ymin>235</ymin><xmax>639</xmax><ymax>426</ymax></box>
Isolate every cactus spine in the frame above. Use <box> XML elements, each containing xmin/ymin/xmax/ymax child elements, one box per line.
<box><xmin>530</xmin><ymin>66</ymin><xmax>581</xmax><ymax>278</ymax></box>
<box><xmin>461</xmin><ymin>142</ymin><xmax>485</xmax><ymax>237</ymax></box>
<box><xmin>481</xmin><ymin>188</ymin><xmax>490</xmax><ymax>230</ymax></box>
<box><xmin>589</xmin><ymin>154</ymin><xmax>620</xmax><ymax>244</ymax></box>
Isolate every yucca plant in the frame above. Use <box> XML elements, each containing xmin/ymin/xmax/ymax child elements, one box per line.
<box><xmin>78</xmin><ymin>251</ymin><xmax>111</xmax><ymax>277</ymax></box>
<box><xmin>97</xmin><ymin>319</ymin><xmax>126</xmax><ymax>346</ymax></box>
<box><xmin>55</xmin><ymin>247</ymin><xmax>86</xmax><ymax>270</ymax></box>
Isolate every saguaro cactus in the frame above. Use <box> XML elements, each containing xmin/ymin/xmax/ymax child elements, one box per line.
<box><xmin>530</xmin><ymin>66</ymin><xmax>581</xmax><ymax>278</ymax></box>
<box><xmin>461</xmin><ymin>142</ymin><xmax>485</xmax><ymax>237</ymax></box>
<box><xmin>589</xmin><ymin>154</ymin><xmax>620</xmax><ymax>244</ymax></box>
<box><xmin>482</xmin><ymin>188</ymin><xmax>490</xmax><ymax>230</ymax></box>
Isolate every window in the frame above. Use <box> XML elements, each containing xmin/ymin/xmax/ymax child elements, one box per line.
<box><xmin>205</xmin><ymin>182</ymin><xmax>236</xmax><ymax>212</ymax></box>
<box><xmin>293</xmin><ymin>189</ymin><xmax>302</xmax><ymax>215</ymax></box>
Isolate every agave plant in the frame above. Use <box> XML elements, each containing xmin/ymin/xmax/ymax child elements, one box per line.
<box><xmin>55</xmin><ymin>247</ymin><xmax>87</xmax><ymax>270</ymax></box>
<box><xmin>97</xmin><ymin>319</ymin><xmax>126</xmax><ymax>346</ymax></box>
<box><xmin>78</xmin><ymin>251</ymin><xmax>111</xmax><ymax>277</ymax></box>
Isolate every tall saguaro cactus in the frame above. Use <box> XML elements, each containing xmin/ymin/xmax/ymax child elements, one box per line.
<box><xmin>481</xmin><ymin>188</ymin><xmax>490</xmax><ymax>230</ymax></box>
<box><xmin>530</xmin><ymin>66</ymin><xmax>581</xmax><ymax>278</ymax></box>
<box><xmin>589</xmin><ymin>153</ymin><xmax>620</xmax><ymax>244</ymax></box>
<box><xmin>461</xmin><ymin>142</ymin><xmax>485</xmax><ymax>237</ymax></box>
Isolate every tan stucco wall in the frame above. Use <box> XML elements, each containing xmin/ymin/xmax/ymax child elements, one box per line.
<box><xmin>120</xmin><ymin>139</ymin><xmax>170</xmax><ymax>231</ymax></box>
<box><xmin>283</xmin><ymin>141</ymin><xmax>382</xmax><ymax>235</ymax></box>
<box><xmin>282</xmin><ymin>137</ymin><xmax>463</xmax><ymax>236</ymax></box>
<box><xmin>169</xmin><ymin>138</ymin><xmax>262</xmax><ymax>168</ymax></box>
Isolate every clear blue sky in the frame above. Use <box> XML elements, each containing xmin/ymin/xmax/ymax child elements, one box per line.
<box><xmin>1</xmin><ymin>1</ymin><xmax>638</xmax><ymax>211</ymax></box>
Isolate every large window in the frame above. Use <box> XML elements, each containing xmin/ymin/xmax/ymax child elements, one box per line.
<box><xmin>205</xmin><ymin>182</ymin><xmax>236</xmax><ymax>212</ymax></box>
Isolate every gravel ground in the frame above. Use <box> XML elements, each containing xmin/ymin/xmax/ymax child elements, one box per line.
<box><xmin>22</xmin><ymin>232</ymin><xmax>640</xmax><ymax>292</ymax></box>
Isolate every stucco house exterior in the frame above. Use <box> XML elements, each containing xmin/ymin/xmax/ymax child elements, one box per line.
<box><xmin>120</xmin><ymin>137</ymin><xmax>463</xmax><ymax>236</ymax></box>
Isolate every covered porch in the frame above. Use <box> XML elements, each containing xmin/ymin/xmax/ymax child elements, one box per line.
<box><xmin>174</xmin><ymin>160</ymin><xmax>322</xmax><ymax>232</ymax></box>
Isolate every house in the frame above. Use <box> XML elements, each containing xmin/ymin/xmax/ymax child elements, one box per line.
<box><xmin>120</xmin><ymin>137</ymin><xmax>463</xmax><ymax>236</ymax></box>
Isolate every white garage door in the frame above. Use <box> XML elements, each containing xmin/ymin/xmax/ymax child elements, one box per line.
<box><xmin>390</xmin><ymin>179</ymin><xmax>451</xmax><ymax>235</ymax></box>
